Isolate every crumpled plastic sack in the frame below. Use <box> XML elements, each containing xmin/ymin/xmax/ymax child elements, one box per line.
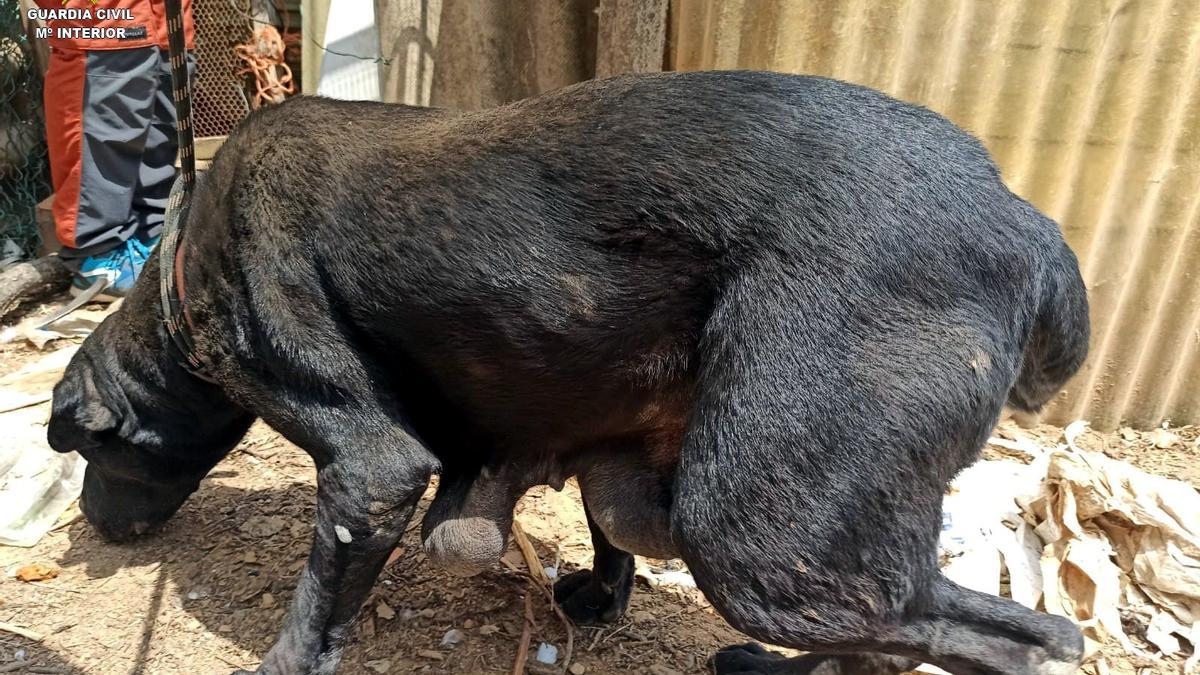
<box><xmin>1023</xmin><ymin>422</ymin><xmax>1200</xmax><ymax>671</ymax></box>
<box><xmin>0</xmin><ymin>347</ymin><xmax>87</xmax><ymax>546</ymax></box>
<box><xmin>932</xmin><ymin>422</ymin><xmax>1200</xmax><ymax>672</ymax></box>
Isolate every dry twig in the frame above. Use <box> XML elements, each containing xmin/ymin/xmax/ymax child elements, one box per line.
<box><xmin>512</xmin><ymin>521</ymin><xmax>549</xmax><ymax>585</ymax></box>
<box><xmin>512</xmin><ymin>589</ymin><xmax>533</xmax><ymax>675</ymax></box>
<box><xmin>0</xmin><ymin>620</ymin><xmax>44</xmax><ymax>641</ymax></box>
<box><xmin>510</xmin><ymin>520</ymin><xmax>576</xmax><ymax>675</ymax></box>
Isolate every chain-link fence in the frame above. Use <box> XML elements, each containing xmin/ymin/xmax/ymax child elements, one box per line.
<box><xmin>0</xmin><ymin>2</ymin><xmax>50</xmax><ymax>258</ymax></box>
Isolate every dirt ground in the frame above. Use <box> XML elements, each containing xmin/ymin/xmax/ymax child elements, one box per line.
<box><xmin>0</xmin><ymin>330</ymin><xmax>1197</xmax><ymax>675</ymax></box>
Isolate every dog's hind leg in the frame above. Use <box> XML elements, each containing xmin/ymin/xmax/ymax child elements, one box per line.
<box><xmin>553</xmin><ymin>500</ymin><xmax>636</xmax><ymax>625</ymax></box>
<box><xmin>672</xmin><ymin>270</ymin><xmax>1084</xmax><ymax>675</ymax></box>
<box><xmin>236</xmin><ymin>391</ymin><xmax>438</xmax><ymax>675</ymax></box>
<box><xmin>556</xmin><ymin>441</ymin><xmax>679</xmax><ymax>625</ymax></box>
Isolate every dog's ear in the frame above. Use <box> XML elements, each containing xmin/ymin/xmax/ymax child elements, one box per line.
<box><xmin>75</xmin><ymin>363</ymin><xmax>119</xmax><ymax>433</ymax></box>
<box><xmin>48</xmin><ymin>357</ymin><xmax>121</xmax><ymax>452</ymax></box>
<box><xmin>78</xmin><ymin>398</ymin><xmax>119</xmax><ymax>434</ymax></box>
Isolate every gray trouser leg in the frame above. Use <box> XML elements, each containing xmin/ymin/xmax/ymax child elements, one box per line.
<box><xmin>132</xmin><ymin>49</ymin><xmax>197</xmax><ymax>243</ymax></box>
<box><xmin>66</xmin><ymin>48</ymin><xmax>194</xmax><ymax>261</ymax></box>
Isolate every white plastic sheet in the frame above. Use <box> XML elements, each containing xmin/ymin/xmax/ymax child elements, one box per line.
<box><xmin>0</xmin><ymin>346</ymin><xmax>86</xmax><ymax>546</ymax></box>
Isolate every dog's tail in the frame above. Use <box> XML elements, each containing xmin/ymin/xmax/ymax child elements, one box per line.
<box><xmin>1007</xmin><ymin>235</ymin><xmax>1090</xmax><ymax>413</ymax></box>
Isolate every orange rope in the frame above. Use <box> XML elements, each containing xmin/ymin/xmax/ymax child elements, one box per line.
<box><xmin>235</xmin><ymin>24</ymin><xmax>294</xmax><ymax>108</ymax></box>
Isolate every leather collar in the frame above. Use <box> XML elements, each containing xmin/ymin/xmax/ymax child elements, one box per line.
<box><xmin>159</xmin><ymin>177</ymin><xmax>216</xmax><ymax>382</ymax></box>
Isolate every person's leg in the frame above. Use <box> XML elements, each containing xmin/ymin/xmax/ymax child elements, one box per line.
<box><xmin>72</xmin><ymin>47</ymin><xmax>160</xmax><ymax>257</ymax></box>
<box><xmin>134</xmin><ymin>48</ymin><xmax>197</xmax><ymax>243</ymax></box>
<box><xmin>43</xmin><ymin>48</ymin><xmax>87</xmax><ymax>253</ymax></box>
<box><xmin>58</xmin><ymin>47</ymin><xmax>161</xmax><ymax>299</ymax></box>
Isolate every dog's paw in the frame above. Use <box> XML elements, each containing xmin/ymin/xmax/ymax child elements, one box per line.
<box><xmin>709</xmin><ymin>643</ymin><xmax>789</xmax><ymax>674</ymax></box>
<box><xmin>553</xmin><ymin>568</ymin><xmax>631</xmax><ymax>625</ymax></box>
<box><xmin>710</xmin><ymin>646</ymin><xmax>916</xmax><ymax>675</ymax></box>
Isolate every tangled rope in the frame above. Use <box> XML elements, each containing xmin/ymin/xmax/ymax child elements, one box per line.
<box><xmin>234</xmin><ymin>24</ymin><xmax>295</xmax><ymax>108</ymax></box>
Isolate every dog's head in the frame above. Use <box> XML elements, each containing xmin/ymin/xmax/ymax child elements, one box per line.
<box><xmin>48</xmin><ymin>321</ymin><xmax>251</xmax><ymax>542</ymax></box>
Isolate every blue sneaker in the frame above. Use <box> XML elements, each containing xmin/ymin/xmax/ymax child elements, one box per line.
<box><xmin>69</xmin><ymin>237</ymin><xmax>158</xmax><ymax>303</ymax></box>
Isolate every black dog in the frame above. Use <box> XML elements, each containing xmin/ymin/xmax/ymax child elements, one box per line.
<box><xmin>49</xmin><ymin>71</ymin><xmax>1089</xmax><ymax>674</ymax></box>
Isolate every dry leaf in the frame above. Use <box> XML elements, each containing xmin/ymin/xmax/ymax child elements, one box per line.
<box><xmin>0</xmin><ymin>346</ymin><xmax>78</xmax><ymax>413</ymax></box>
<box><xmin>15</xmin><ymin>562</ymin><xmax>59</xmax><ymax>582</ymax></box>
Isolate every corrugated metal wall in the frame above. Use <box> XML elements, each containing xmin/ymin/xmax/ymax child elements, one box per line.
<box><xmin>668</xmin><ymin>0</ymin><xmax>1200</xmax><ymax>430</ymax></box>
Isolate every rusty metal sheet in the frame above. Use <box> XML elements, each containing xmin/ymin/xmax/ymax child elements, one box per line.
<box><xmin>669</xmin><ymin>0</ymin><xmax>1200</xmax><ymax>429</ymax></box>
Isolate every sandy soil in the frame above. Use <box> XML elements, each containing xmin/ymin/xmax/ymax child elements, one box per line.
<box><xmin>0</xmin><ymin>334</ymin><xmax>1196</xmax><ymax>675</ymax></box>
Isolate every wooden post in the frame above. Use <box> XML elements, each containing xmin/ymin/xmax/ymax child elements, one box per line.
<box><xmin>300</xmin><ymin>0</ymin><xmax>331</xmax><ymax>94</ymax></box>
<box><xmin>18</xmin><ymin>0</ymin><xmax>50</xmax><ymax>77</ymax></box>
<box><xmin>594</xmin><ymin>0</ymin><xmax>669</xmax><ymax>79</ymax></box>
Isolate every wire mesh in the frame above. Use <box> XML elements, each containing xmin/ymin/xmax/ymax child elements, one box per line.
<box><xmin>0</xmin><ymin>2</ymin><xmax>50</xmax><ymax>257</ymax></box>
<box><xmin>193</xmin><ymin>0</ymin><xmax>254</xmax><ymax>138</ymax></box>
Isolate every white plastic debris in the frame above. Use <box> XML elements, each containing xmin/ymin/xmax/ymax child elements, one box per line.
<box><xmin>543</xmin><ymin>566</ymin><xmax>558</xmax><ymax>580</ymax></box>
<box><xmin>635</xmin><ymin>561</ymin><xmax>697</xmax><ymax>589</ymax></box>
<box><xmin>0</xmin><ymin>348</ymin><xmax>87</xmax><ymax>547</ymax></box>
<box><xmin>440</xmin><ymin>628</ymin><xmax>465</xmax><ymax>647</ymax></box>
<box><xmin>535</xmin><ymin>643</ymin><xmax>558</xmax><ymax>665</ymax></box>
<box><xmin>938</xmin><ymin>457</ymin><xmax>1044</xmax><ymax>602</ymax></box>
<box><xmin>0</xmin><ymin>239</ymin><xmax>22</xmax><ymax>271</ymax></box>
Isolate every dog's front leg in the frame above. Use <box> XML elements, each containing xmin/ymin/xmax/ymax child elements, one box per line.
<box><xmin>245</xmin><ymin>424</ymin><xmax>436</xmax><ymax>675</ymax></box>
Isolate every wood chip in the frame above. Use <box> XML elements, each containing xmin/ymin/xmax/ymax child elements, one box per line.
<box><xmin>375</xmin><ymin>600</ymin><xmax>396</xmax><ymax>620</ymax></box>
<box><xmin>385</xmin><ymin>546</ymin><xmax>405</xmax><ymax>567</ymax></box>
<box><xmin>364</xmin><ymin>658</ymin><xmax>391</xmax><ymax>673</ymax></box>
